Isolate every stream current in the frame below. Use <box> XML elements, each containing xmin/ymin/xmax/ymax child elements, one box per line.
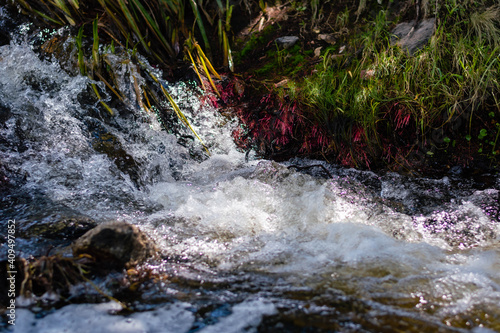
<box><xmin>1</xmin><ymin>19</ymin><xmax>500</xmax><ymax>333</ymax></box>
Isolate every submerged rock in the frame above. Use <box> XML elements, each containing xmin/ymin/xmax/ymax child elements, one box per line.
<box><xmin>24</xmin><ymin>214</ymin><xmax>97</xmax><ymax>240</ymax></box>
<box><xmin>391</xmin><ymin>18</ymin><xmax>436</xmax><ymax>55</ymax></box>
<box><xmin>0</xmin><ymin>30</ymin><xmax>9</xmax><ymax>47</ymax></box>
<box><xmin>72</xmin><ymin>221</ymin><xmax>158</xmax><ymax>268</ymax></box>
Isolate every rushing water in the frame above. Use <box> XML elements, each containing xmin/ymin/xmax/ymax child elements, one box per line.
<box><xmin>1</xmin><ymin>17</ymin><xmax>500</xmax><ymax>333</ymax></box>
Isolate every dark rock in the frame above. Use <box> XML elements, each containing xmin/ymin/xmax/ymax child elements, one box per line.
<box><xmin>391</xmin><ymin>18</ymin><xmax>436</xmax><ymax>55</ymax></box>
<box><xmin>72</xmin><ymin>221</ymin><xmax>158</xmax><ymax>268</ymax></box>
<box><xmin>86</xmin><ymin>119</ymin><xmax>143</xmax><ymax>188</ymax></box>
<box><xmin>448</xmin><ymin>165</ymin><xmax>463</xmax><ymax>177</ymax></box>
<box><xmin>274</xmin><ymin>36</ymin><xmax>299</xmax><ymax>49</ymax></box>
<box><xmin>0</xmin><ymin>30</ymin><xmax>9</xmax><ymax>47</ymax></box>
<box><xmin>0</xmin><ymin>163</ymin><xmax>11</xmax><ymax>191</ymax></box>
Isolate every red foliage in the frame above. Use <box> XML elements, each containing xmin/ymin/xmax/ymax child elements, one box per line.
<box><xmin>385</xmin><ymin>102</ymin><xmax>413</xmax><ymax>134</ymax></box>
<box><xmin>230</xmin><ymin>87</ymin><xmax>373</xmax><ymax>167</ymax></box>
<box><xmin>231</xmin><ymin>90</ymin><xmax>334</xmax><ymax>158</ymax></box>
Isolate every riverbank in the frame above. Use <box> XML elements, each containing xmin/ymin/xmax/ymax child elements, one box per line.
<box><xmin>222</xmin><ymin>0</ymin><xmax>500</xmax><ymax>176</ymax></box>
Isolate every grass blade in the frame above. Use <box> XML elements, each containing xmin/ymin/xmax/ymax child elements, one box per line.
<box><xmin>188</xmin><ymin>0</ymin><xmax>211</xmax><ymax>58</ymax></box>
<box><xmin>186</xmin><ymin>48</ymin><xmax>207</xmax><ymax>90</ymax></box>
<box><xmin>139</xmin><ymin>60</ymin><xmax>209</xmax><ymax>154</ymax></box>
<box><xmin>91</xmin><ymin>82</ymin><xmax>115</xmax><ymax>116</ymax></box>
<box><xmin>129</xmin><ymin>0</ymin><xmax>175</xmax><ymax>57</ymax></box>
<box><xmin>196</xmin><ymin>50</ymin><xmax>220</xmax><ymax>98</ymax></box>
<box><xmin>195</xmin><ymin>43</ymin><xmax>221</xmax><ymax>80</ymax></box>
<box><xmin>92</xmin><ymin>16</ymin><xmax>100</xmax><ymax>70</ymax></box>
<box><xmin>98</xmin><ymin>0</ymin><xmax>130</xmax><ymax>44</ymax></box>
<box><xmin>115</xmin><ymin>0</ymin><xmax>151</xmax><ymax>54</ymax></box>
<box><xmin>68</xmin><ymin>0</ymin><xmax>79</xmax><ymax>10</ymax></box>
<box><xmin>94</xmin><ymin>71</ymin><xmax>124</xmax><ymax>102</ymax></box>
<box><xmin>48</xmin><ymin>0</ymin><xmax>76</xmax><ymax>25</ymax></box>
<box><xmin>18</xmin><ymin>0</ymin><xmax>65</xmax><ymax>25</ymax></box>
<box><xmin>76</xmin><ymin>24</ymin><xmax>86</xmax><ymax>75</ymax></box>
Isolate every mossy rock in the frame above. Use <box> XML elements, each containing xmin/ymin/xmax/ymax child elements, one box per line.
<box><xmin>72</xmin><ymin>221</ymin><xmax>158</xmax><ymax>268</ymax></box>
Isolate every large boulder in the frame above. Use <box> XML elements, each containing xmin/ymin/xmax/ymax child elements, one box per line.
<box><xmin>72</xmin><ymin>221</ymin><xmax>158</xmax><ymax>268</ymax></box>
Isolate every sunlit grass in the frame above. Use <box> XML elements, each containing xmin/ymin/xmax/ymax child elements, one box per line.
<box><xmin>469</xmin><ymin>5</ymin><xmax>500</xmax><ymax>47</ymax></box>
<box><xmin>269</xmin><ymin>0</ymin><xmax>500</xmax><ymax>166</ymax></box>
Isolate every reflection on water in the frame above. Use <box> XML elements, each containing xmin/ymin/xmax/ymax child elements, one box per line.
<box><xmin>1</xmin><ymin>31</ymin><xmax>499</xmax><ymax>332</ymax></box>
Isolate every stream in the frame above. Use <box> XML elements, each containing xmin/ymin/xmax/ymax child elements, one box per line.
<box><xmin>1</xmin><ymin>10</ymin><xmax>500</xmax><ymax>333</ymax></box>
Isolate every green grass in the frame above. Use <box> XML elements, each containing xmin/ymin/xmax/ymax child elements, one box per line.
<box><xmin>264</xmin><ymin>0</ymin><xmax>500</xmax><ymax>167</ymax></box>
<box><xmin>14</xmin><ymin>0</ymin><xmax>234</xmax><ymax>69</ymax></box>
<box><xmin>252</xmin><ymin>44</ymin><xmax>310</xmax><ymax>77</ymax></box>
<box><xmin>234</xmin><ymin>24</ymin><xmax>276</xmax><ymax>64</ymax></box>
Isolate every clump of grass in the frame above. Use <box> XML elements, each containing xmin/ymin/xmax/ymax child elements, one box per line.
<box><xmin>15</xmin><ymin>255</ymin><xmax>114</xmax><ymax>305</ymax></box>
<box><xmin>335</xmin><ymin>7</ymin><xmax>350</xmax><ymax>29</ymax></box>
<box><xmin>237</xmin><ymin>0</ymin><xmax>499</xmax><ymax>168</ymax></box>
<box><xmin>13</xmin><ymin>0</ymin><xmax>234</xmax><ymax>70</ymax></box>
<box><xmin>469</xmin><ymin>5</ymin><xmax>500</xmax><ymax>47</ymax></box>
<box><xmin>11</xmin><ymin>0</ymin><xmax>235</xmax><ymax>151</ymax></box>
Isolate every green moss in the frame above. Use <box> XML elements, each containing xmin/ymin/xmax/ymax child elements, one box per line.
<box><xmin>234</xmin><ymin>25</ymin><xmax>276</xmax><ymax>64</ymax></box>
<box><xmin>254</xmin><ymin>61</ymin><xmax>277</xmax><ymax>76</ymax></box>
<box><xmin>250</xmin><ymin>43</ymin><xmax>312</xmax><ymax>78</ymax></box>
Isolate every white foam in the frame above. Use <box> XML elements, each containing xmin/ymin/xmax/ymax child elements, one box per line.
<box><xmin>14</xmin><ymin>301</ymin><xmax>194</xmax><ymax>333</ymax></box>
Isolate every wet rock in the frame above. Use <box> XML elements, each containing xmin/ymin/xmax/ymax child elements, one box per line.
<box><xmin>72</xmin><ymin>221</ymin><xmax>158</xmax><ymax>268</ymax></box>
<box><xmin>416</xmin><ymin>205</ymin><xmax>497</xmax><ymax>248</ymax></box>
<box><xmin>87</xmin><ymin>120</ymin><xmax>143</xmax><ymax>188</ymax></box>
<box><xmin>0</xmin><ymin>162</ymin><xmax>12</xmax><ymax>190</ymax></box>
<box><xmin>448</xmin><ymin>165</ymin><xmax>463</xmax><ymax>177</ymax></box>
<box><xmin>274</xmin><ymin>36</ymin><xmax>299</xmax><ymax>49</ymax></box>
<box><xmin>24</xmin><ymin>214</ymin><xmax>97</xmax><ymax>240</ymax></box>
<box><xmin>469</xmin><ymin>189</ymin><xmax>500</xmax><ymax>222</ymax></box>
<box><xmin>391</xmin><ymin>18</ymin><xmax>436</xmax><ymax>55</ymax></box>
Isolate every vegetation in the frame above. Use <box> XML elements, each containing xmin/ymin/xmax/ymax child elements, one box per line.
<box><xmin>1</xmin><ymin>254</ymin><xmax>167</xmax><ymax>310</ymax></box>
<box><xmin>6</xmin><ymin>0</ymin><xmax>500</xmax><ymax>173</ymax></box>
<box><xmin>228</xmin><ymin>0</ymin><xmax>500</xmax><ymax>173</ymax></box>
<box><xmin>302</xmin><ymin>1</ymin><xmax>500</xmax><ymax>169</ymax></box>
<box><xmin>13</xmin><ymin>0</ymin><xmax>235</xmax><ymax>68</ymax></box>
<box><xmin>9</xmin><ymin>0</ymin><xmax>237</xmax><ymax>154</ymax></box>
